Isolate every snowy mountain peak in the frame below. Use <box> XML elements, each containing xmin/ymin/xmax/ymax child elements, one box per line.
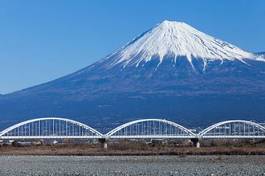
<box><xmin>110</xmin><ymin>20</ymin><xmax>259</xmax><ymax>68</ymax></box>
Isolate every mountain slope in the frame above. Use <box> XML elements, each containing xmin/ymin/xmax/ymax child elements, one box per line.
<box><xmin>1</xmin><ymin>20</ymin><xmax>265</xmax><ymax>131</ymax></box>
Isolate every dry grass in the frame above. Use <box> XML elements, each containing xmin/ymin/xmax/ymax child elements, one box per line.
<box><xmin>1</xmin><ymin>141</ymin><xmax>265</xmax><ymax>156</ymax></box>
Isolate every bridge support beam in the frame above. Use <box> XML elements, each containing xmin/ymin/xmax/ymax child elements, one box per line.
<box><xmin>191</xmin><ymin>138</ymin><xmax>200</xmax><ymax>148</ymax></box>
<box><xmin>98</xmin><ymin>138</ymin><xmax>108</xmax><ymax>150</ymax></box>
<box><xmin>196</xmin><ymin>141</ymin><xmax>200</xmax><ymax>148</ymax></box>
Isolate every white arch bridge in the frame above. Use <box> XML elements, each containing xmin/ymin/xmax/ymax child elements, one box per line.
<box><xmin>1</xmin><ymin>117</ymin><xmax>265</xmax><ymax>140</ymax></box>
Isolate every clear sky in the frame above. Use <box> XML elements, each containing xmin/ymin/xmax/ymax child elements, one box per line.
<box><xmin>0</xmin><ymin>0</ymin><xmax>264</xmax><ymax>94</ymax></box>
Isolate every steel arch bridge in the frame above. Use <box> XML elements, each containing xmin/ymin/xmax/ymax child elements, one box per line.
<box><xmin>199</xmin><ymin>120</ymin><xmax>265</xmax><ymax>139</ymax></box>
<box><xmin>0</xmin><ymin>117</ymin><xmax>103</xmax><ymax>139</ymax></box>
<box><xmin>1</xmin><ymin>118</ymin><xmax>265</xmax><ymax>140</ymax></box>
<box><xmin>106</xmin><ymin>119</ymin><xmax>196</xmax><ymax>139</ymax></box>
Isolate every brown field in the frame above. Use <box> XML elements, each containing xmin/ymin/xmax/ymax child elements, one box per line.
<box><xmin>1</xmin><ymin>139</ymin><xmax>265</xmax><ymax>155</ymax></box>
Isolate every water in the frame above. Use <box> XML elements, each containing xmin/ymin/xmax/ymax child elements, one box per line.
<box><xmin>0</xmin><ymin>155</ymin><xmax>265</xmax><ymax>176</ymax></box>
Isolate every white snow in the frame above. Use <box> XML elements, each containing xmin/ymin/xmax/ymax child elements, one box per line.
<box><xmin>110</xmin><ymin>20</ymin><xmax>261</xmax><ymax>68</ymax></box>
<box><xmin>256</xmin><ymin>53</ymin><xmax>265</xmax><ymax>61</ymax></box>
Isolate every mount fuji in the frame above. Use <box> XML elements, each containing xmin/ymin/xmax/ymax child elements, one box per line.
<box><xmin>1</xmin><ymin>20</ymin><xmax>265</xmax><ymax>131</ymax></box>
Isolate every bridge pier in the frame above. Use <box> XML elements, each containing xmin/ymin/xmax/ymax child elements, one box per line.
<box><xmin>196</xmin><ymin>141</ymin><xmax>200</xmax><ymax>148</ymax></box>
<box><xmin>191</xmin><ymin>138</ymin><xmax>200</xmax><ymax>148</ymax></box>
<box><xmin>98</xmin><ymin>138</ymin><xmax>108</xmax><ymax>150</ymax></box>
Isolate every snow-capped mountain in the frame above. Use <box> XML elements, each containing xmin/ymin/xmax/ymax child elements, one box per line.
<box><xmin>1</xmin><ymin>20</ymin><xmax>265</xmax><ymax>131</ymax></box>
<box><xmin>108</xmin><ymin>20</ymin><xmax>257</xmax><ymax>69</ymax></box>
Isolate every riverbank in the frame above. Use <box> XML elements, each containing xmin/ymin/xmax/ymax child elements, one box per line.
<box><xmin>0</xmin><ymin>155</ymin><xmax>265</xmax><ymax>175</ymax></box>
<box><xmin>1</xmin><ymin>144</ymin><xmax>265</xmax><ymax>155</ymax></box>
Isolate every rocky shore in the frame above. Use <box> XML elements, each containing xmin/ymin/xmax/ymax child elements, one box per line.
<box><xmin>0</xmin><ymin>155</ymin><xmax>265</xmax><ymax>175</ymax></box>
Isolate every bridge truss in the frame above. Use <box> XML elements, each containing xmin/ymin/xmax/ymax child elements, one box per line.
<box><xmin>0</xmin><ymin>117</ymin><xmax>103</xmax><ymax>139</ymax></box>
<box><xmin>199</xmin><ymin>120</ymin><xmax>265</xmax><ymax>139</ymax></box>
<box><xmin>1</xmin><ymin>118</ymin><xmax>265</xmax><ymax>140</ymax></box>
<box><xmin>106</xmin><ymin>119</ymin><xmax>196</xmax><ymax>139</ymax></box>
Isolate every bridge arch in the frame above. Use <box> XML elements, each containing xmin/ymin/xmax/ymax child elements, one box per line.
<box><xmin>0</xmin><ymin>117</ymin><xmax>103</xmax><ymax>139</ymax></box>
<box><xmin>199</xmin><ymin>120</ymin><xmax>265</xmax><ymax>138</ymax></box>
<box><xmin>106</xmin><ymin>119</ymin><xmax>196</xmax><ymax>139</ymax></box>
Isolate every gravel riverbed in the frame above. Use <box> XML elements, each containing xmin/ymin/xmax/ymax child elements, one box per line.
<box><xmin>0</xmin><ymin>155</ymin><xmax>265</xmax><ymax>176</ymax></box>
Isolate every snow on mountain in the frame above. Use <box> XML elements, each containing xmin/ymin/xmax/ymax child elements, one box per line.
<box><xmin>110</xmin><ymin>20</ymin><xmax>258</xmax><ymax>69</ymax></box>
<box><xmin>256</xmin><ymin>52</ymin><xmax>265</xmax><ymax>60</ymax></box>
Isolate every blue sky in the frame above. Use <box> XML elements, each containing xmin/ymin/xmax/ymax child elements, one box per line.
<box><xmin>0</xmin><ymin>0</ymin><xmax>264</xmax><ymax>94</ymax></box>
